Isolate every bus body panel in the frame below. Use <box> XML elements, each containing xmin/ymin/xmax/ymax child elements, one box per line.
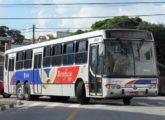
<box><xmin>102</xmin><ymin>78</ymin><xmax>158</xmax><ymax>98</ymax></box>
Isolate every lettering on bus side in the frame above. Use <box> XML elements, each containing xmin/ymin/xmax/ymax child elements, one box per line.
<box><xmin>24</xmin><ymin>73</ymin><xmax>30</xmax><ymax>78</ymax></box>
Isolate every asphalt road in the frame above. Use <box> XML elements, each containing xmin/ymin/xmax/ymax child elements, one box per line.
<box><xmin>0</xmin><ymin>96</ymin><xmax>165</xmax><ymax>120</ymax></box>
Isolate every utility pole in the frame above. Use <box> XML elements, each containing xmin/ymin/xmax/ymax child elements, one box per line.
<box><xmin>33</xmin><ymin>24</ymin><xmax>35</xmax><ymax>44</ymax></box>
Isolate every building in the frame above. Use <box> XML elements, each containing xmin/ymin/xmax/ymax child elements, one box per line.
<box><xmin>23</xmin><ymin>39</ymin><xmax>39</xmax><ymax>43</ymax></box>
<box><xmin>53</xmin><ymin>31</ymin><xmax>72</xmax><ymax>39</ymax></box>
<box><xmin>38</xmin><ymin>31</ymin><xmax>72</xmax><ymax>42</ymax></box>
<box><xmin>46</xmin><ymin>34</ymin><xmax>54</xmax><ymax>40</ymax></box>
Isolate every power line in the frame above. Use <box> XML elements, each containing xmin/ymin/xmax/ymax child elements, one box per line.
<box><xmin>0</xmin><ymin>2</ymin><xmax>165</xmax><ymax>6</ymax></box>
<box><xmin>0</xmin><ymin>14</ymin><xmax>165</xmax><ymax>20</ymax></box>
<box><xmin>35</xmin><ymin>27</ymin><xmax>90</xmax><ymax>30</ymax></box>
<box><xmin>23</xmin><ymin>27</ymin><xmax>90</xmax><ymax>32</ymax></box>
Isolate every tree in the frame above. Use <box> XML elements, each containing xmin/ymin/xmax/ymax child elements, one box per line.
<box><xmin>0</xmin><ymin>26</ymin><xmax>9</xmax><ymax>37</ymax></box>
<box><xmin>7</xmin><ymin>29</ymin><xmax>24</xmax><ymax>43</ymax></box>
<box><xmin>0</xmin><ymin>26</ymin><xmax>24</xmax><ymax>44</ymax></box>
<box><xmin>70</xmin><ymin>29</ymin><xmax>84</xmax><ymax>36</ymax></box>
<box><xmin>91</xmin><ymin>16</ymin><xmax>142</xmax><ymax>29</ymax></box>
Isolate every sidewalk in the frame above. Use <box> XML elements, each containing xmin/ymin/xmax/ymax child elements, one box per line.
<box><xmin>0</xmin><ymin>96</ymin><xmax>23</xmax><ymax>111</ymax></box>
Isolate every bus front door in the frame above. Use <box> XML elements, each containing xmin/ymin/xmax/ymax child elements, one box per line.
<box><xmin>33</xmin><ymin>54</ymin><xmax>42</xmax><ymax>94</ymax></box>
<box><xmin>89</xmin><ymin>44</ymin><xmax>103</xmax><ymax>96</ymax></box>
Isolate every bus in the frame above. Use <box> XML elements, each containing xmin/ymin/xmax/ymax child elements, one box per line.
<box><xmin>3</xmin><ymin>29</ymin><xmax>158</xmax><ymax>105</ymax></box>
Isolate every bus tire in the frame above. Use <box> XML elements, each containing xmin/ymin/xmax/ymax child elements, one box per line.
<box><xmin>76</xmin><ymin>81</ymin><xmax>90</xmax><ymax>104</ymax></box>
<box><xmin>123</xmin><ymin>97</ymin><xmax>131</xmax><ymax>105</ymax></box>
<box><xmin>24</xmin><ymin>83</ymin><xmax>32</xmax><ymax>101</ymax></box>
<box><xmin>2</xmin><ymin>90</ymin><xmax>11</xmax><ymax>98</ymax></box>
<box><xmin>16</xmin><ymin>83</ymin><xmax>24</xmax><ymax>100</ymax></box>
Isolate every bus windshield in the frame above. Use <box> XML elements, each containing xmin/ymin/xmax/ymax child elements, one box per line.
<box><xmin>104</xmin><ymin>40</ymin><xmax>157</xmax><ymax>77</ymax></box>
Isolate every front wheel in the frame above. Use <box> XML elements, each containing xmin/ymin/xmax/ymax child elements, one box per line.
<box><xmin>76</xmin><ymin>81</ymin><xmax>90</xmax><ymax>104</ymax></box>
<box><xmin>123</xmin><ymin>98</ymin><xmax>132</xmax><ymax>105</ymax></box>
<box><xmin>16</xmin><ymin>83</ymin><xmax>24</xmax><ymax>100</ymax></box>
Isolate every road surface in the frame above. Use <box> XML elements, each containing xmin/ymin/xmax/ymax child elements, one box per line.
<box><xmin>0</xmin><ymin>96</ymin><xmax>165</xmax><ymax>120</ymax></box>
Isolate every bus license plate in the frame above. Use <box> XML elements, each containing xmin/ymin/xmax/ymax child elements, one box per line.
<box><xmin>129</xmin><ymin>91</ymin><xmax>139</xmax><ymax>96</ymax></box>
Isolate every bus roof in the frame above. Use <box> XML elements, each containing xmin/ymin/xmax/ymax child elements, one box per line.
<box><xmin>5</xmin><ymin>30</ymin><xmax>105</xmax><ymax>54</ymax></box>
<box><xmin>5</xmin><ymin>29</ymin><xmax>153</xmax><ymax>54</ymax></box>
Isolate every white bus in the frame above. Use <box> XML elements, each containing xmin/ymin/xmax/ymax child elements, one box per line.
<box><xmin>4</xmin><ymin>29</ymin><xmax>158</xmax><ymax>104</ymax></box>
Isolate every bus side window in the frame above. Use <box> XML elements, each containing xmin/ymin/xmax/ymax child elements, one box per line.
<box><xmin>75</xmin><ymin>40</ymin><xmax>88</xmax><ymax>64</ymax></box>
<box><xmin>9</xmin><ymin>59</ymin><xmax>14</xmax><ymax>71</ymax></box>
<box><xmin>24</xmin><ymin>50</ymin><xmax>32</xmax><ymax>69</ymax></box>
<box><xmin>63</xmin><ymin>42</ymin><xmax>74</xmax><ymax>65</ymax></box>
<box><xmin>52</xmin><ymin>44</ymin><xmax>62</xmax><ymax>66</ymax></box>
<box><xmin>43</xmin><ymin>46</ymin><xmax>51</xmax><ymax>67</ymax></box>
<box><xmin>16</xmin><ymin>52</ymin><xmax>24</xmax><ymax>70</ymax></box>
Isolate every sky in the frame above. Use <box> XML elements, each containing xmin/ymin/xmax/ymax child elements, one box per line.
<box><xmin>0</xmin><ymin>0</ymin><xmax>165</xmax><ymax>39</ymax></box>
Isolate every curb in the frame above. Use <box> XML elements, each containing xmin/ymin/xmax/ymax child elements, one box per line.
<box><xmin>0</xmin><ymin>101</ymin><xmax>23</xmax><ymax>111</ymax></box>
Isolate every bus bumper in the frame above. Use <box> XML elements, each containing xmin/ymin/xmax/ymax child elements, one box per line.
<box><xmin>104</xmin><ymin>88</ymin><xmax>158</xmax><ymax>98</ymax></box>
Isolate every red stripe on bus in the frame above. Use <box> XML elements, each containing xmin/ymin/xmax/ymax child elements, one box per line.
<box><xmin>126</xmin><ymin>80</ymin><xmax>136</xmax><ymax>85</ymax></box>
<box><xmin>10</xmin><ymin>73</ymin><xmax>15</xmax><ymax>85</ymax></box>
<box><xmin>53</xmin><ymin>66</ymin><xmax>80</xmax><ymax>84</ymax></box>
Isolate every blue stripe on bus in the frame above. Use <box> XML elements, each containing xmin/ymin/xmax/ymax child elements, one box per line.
<box><xmin>12</xmin><ymin>70</ymin><xmax>42</xmax><ymax>85</ymax></box>
<box><xmin>134</xmin><ymin>79</ymin><xmax>157</xmax><ymax>84</ymax></box>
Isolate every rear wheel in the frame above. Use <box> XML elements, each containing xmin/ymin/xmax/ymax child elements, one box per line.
<box><xmin>2</xmin><ymin>90</ymin><xmax>11</xmax><ymax>98</ymax></box>
<box><xmin>24</xmin><ymin>83</ymin><xmax>32</xmax><ymax>101</ymax></box>
<box><xmin>76</xmin><ymin>81</ymin><xmax>90</xmax><ymax>104</ymax></box>
<box><xmin>16</xmin><ymin>83</ymin><xmax>24</xmax><ymax>100</ymax></box>
<box><xmin>123</xmin><ymin>98</ymin><xmax>132</xmax><ymax>105</ymax></box>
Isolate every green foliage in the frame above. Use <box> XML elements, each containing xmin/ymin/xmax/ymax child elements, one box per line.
<box><xmin>0</xmin><ymin>26</ymin><xmax>24</xmax><ymax>44</ymax></box>
<box><xmin>7</xmin><ymin>29</ymin><xmax>24</xmax><ymax>43</ymax></box>
<box><xmin>0</xmin><ymin>26</ymin><xmax>9</xmax><ymax>37</ymax></box>
<box><xmin>91</xmin><ymin>16</ymin><xmax>142</xmax><ymax>29</ymax></box>
<box><xmin>70</xmin><ymin>29</ymin><xmax>84</xmax><ymax>36</ymax></box>
<box><xmin>70</xmin><ymin>29</ymin><xmax>94</xmax><ymax>36</ymax></box>
<box><xmin>72</xmin><ymin>16</ymin><xmax>143</xmax><ymax>35</ymax></box>
<box><xmin>91</xmin><ymin>19</ymin><xmax>109</xmax><ymax>30</ymax></box>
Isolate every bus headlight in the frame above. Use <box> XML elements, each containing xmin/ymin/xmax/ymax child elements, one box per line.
<box><xmin>105</xmin><ymin>84</ymin><xmax>111</xmax><ymax>89</ymax></box>
<box><xmin>106</xmin><ymin>84</ymin><xmax>121</xmax><ymax>89</ymax></box>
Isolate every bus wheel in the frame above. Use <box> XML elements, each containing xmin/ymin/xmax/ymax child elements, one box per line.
<box><xmin>76</xmin><ymin>81</ymin><xmax>90</xmax><ymax>104</ymax></box>
<box><xmin>24</xmin><ymin>83</ymin><xmax>31</xmax><ymax>101</ymax></box>
<box><xmin>123</xmin><ymin>98</ymin><xmax>131</xmax><ymax>105</ymax></box>
<box><xmin>2</xmin><ymin>90</ymin><xmax>11</xmax><ymax>98</ymax></box>
<box><xmin>16</xmin><ymin>83</ymin><xmax>24</xmax><ymax>100</ymax></box>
